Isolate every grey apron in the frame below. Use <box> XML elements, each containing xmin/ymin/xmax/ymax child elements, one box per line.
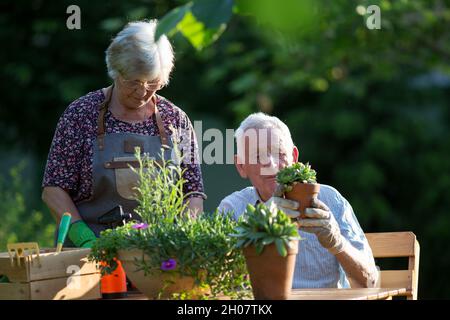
<box><xmin>61</xmin><ymin>86</ymin><xmax>174</xmax><ymax>246</ymax></box>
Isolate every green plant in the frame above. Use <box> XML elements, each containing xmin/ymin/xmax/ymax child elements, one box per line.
<box><xmin>0</xmin><ymin>160</ymin><xmax>55</xmax><ymax>251</ymax></box>
<box><xmin>276</xmin><ymin>162</ymin><xmax>317</xmax><ymax>192</ymax></box>
<box><xmin>89</xmin><ymin>149</ymin><xmax>250</xmax><ymax>299</ymax></box>
<box><xmin>231</xmin><ymin>203</ymin><xmax>301</xmax><ymax>257</ymax></box>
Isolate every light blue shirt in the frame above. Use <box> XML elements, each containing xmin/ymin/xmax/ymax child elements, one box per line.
<box><xmin>218</xmin><ymin>184</ymin><xmax>375</xmax><ymax>288</ymax></box>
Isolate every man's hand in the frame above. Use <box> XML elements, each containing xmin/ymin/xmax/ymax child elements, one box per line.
<box><xmin>264</xmin><ymin>184</ymin><xmax>300</xmax><ymax>218</ymax></box>
<box><xmin>297</xmin><ymin>197</ymin><xmax>346</xmax><ymax>255</ymax></box>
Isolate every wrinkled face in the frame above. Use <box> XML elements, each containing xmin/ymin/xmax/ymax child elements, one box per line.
<box><xmin>116</xmin><ymin>76</ymin><xmax>163</xmax><ymax>109</ymax></box>
<box><xmin>235</xmin><ymin>128</ymin><xmax>298</xmax><ymax>202</ymax></box>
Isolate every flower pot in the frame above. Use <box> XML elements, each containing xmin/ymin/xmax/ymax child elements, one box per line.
<box><xmin>117</xmin><ymin>249</ymin><xmax>208</xmax><ymax>299</ymax></box>
<box><xmin>284</xmin><ymin>183</ymin><xmax>320</xmax><ymax>216</ymax></box>
<box><xmin>243</xmin><ymin>240</ymin><xmax>298</xmax><ymax>300</ymax></box>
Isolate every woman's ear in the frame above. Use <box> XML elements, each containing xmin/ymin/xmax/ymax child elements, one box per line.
<box><xmin>292</xmin><ymin>146</ymin><xmax>299</xmax><ymax>163</ymax></box>
<box><xmin>234</xmin><ymin>155</ymin><xmax>248</xmax><ymax>179</ymax></box>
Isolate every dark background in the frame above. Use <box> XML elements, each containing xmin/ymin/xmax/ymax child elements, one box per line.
<box><xmin>0</xmin><ymin>0</ymin><xmax>449</xmax><ymax>298</ymax></box>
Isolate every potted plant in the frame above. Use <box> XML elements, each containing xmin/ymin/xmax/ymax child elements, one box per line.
<box><xmin>276</xmin><ymin>162</ymin><xmax>320</xmax><ymax>216</ymax></box>
<box><xmin>89</xmin><ymin>151</ymin><xmax>250</xmax><ymax>299</ymax></box>
<box><xmin>231</xmin><ymin>203</ymin><xmax>301</xmax><ymax>299</ymax></box>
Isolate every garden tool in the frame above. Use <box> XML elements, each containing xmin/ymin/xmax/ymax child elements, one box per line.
<box><xmin>98</xmin><ymin>205</ymin><xmax>133</xmax><ymax>229</ymax></box>
<box><xmin>7</xmin><ymin>242</ymin><xmax>40</xmax><ymax>267</ymax></box>
<box><xmin>56</xmin><ymin>212</ymin><xmax>72</xmax><ymax>253</ymax></box>
<box><xmin>100</xmin><ymin>260</ymin><xmax>128</xmax><ymax>299</ymax></box>
<box><xmin>98</xmin><ymin>205</ymin><xmax>131</xmax><ymax>299</ymax></box>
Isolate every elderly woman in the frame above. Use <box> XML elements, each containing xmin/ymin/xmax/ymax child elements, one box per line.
<box><xmin>42</xmin><ymin>20</ymin><xmax>206</xmax><ymax>248</ymax></box>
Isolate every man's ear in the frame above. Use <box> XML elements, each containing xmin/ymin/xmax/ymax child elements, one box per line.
<box><xmin>292</xmin><ymin>146</ymin><xmax>299</xmax><ymax>163</ymax></box>
<box><xmin>234</xmin><ymin>154</ymin><xmax>248</xmax><ymax>179</ymax></box>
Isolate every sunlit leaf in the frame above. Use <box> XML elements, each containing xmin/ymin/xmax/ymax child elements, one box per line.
<box><xmin>178</xmin><ymin>11</ymin><xmax>226</xmax><ymax>50</ymax></box>
<box><xmin>155</xmin><ymin>3</ymin><xmax>192</xmax><ymax>41</ymax></box>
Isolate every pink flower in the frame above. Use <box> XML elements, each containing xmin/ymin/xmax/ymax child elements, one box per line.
<box><xmin>161</xmin><ymin>259</ymin><xmax>177</xmax><ymax>271</ymax></box>
<box><xmin>132</xmin><ymin>223</ymin><xmax>149</xmax><ymax>230</ymax></box>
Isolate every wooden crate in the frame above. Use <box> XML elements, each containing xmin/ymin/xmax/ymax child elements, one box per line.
<box><xmin>0</xmin><ymin>248</ymin><xmax>101</xmax><ymax>300</ymax></box>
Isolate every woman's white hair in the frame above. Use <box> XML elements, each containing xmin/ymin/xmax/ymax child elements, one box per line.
<box><xmin>235</xmin><ymin>112</ymin><xmax>295</xmax><ymax>163</ymax></box>
<box><xmin>105</xmin><ymin>20</ymin><xmax>174</xmax><ymax>85</ymax></box>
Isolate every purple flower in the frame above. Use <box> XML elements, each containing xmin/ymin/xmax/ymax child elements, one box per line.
<box><xmin>161</xmin><ymin>259</ymin><xmax>177</xmax><ymax>271</ymax></box>
<box><xmin>132</xmin><ymin>223</ymin><xmax>149</xmax><ymax>230</ymax></box>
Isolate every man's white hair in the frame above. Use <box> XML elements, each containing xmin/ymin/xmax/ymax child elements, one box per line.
<box><xmin>105</xmin><ymin>20</ymin><xmax>174</xmax><ymax>85</ymax></box>
<box><xmin>235</xmin><ymin>112</ymin><xmax>295</xmax><ymax>163</ymax></box>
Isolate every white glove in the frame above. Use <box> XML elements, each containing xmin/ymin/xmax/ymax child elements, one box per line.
<box><xmin>296</xmin><ymin>197</ymin><xmax>346</xmax><ymax>255</ymax></box>
<box><xmin>264</xmin><ymin>185</ymin><xmax>300</xmax><ymax>218</ymax></box>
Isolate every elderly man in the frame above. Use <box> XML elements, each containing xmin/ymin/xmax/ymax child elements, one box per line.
<box><xmin>219</xmin><ymin>112</ymin><xmax>378</xmax><ymax>288</ymax></box>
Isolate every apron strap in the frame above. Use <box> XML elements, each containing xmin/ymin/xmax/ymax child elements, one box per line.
<box><xmin>154</xmin><ymin>104</ymin><xmax>170</xmax><ymax>149</ymax></box>
<box><xmin>97</xmin><ymin>85</ymin><xmax>114</xmax><ymax>151</ymax></box>
<box><xmin>96</xmin><ymin>86</ymin><xmax>171</xmax><ymax>151</ymax></box>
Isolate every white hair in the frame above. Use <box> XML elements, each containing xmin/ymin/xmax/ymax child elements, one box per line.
<box><xmin>105</xmin><ymin>20</ymin><xmax>174</xmax><ymax>85</ymax></box>
<box><xmin>235</xmin><ymin>112</ymin><xmax>295</xmax><ymax>163</ymax></box>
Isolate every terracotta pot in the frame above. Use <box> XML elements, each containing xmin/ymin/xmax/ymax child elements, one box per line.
<box><xmin>243</xmin><ymin>241</ymin><xmax>298</xmax><ymax>300</ymax></box>
<box><xmin>284</xmin><ymin>183</ymin><xmax>320</xmax><ymax>216</ymax></box>
<box><xmin>117</xmin><ymin>249</ymin><xmax>208</xmax><ymax>299</ymax></box>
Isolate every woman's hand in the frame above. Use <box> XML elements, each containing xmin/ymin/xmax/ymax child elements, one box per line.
<box><xmin>42</xmin><ymin>186</ymin><xmax>83</xmax><ymax>223</ymax></box>
<box><xmin>187</xmin><ymin>197</ymin><xmax>204</xmax><ymax>218</ymax></box>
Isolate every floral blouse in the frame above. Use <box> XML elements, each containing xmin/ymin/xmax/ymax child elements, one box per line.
<box><xmin>42</xmin><ymin>89</ymin><xmax>205</xmax><ymax>203</ymax></box>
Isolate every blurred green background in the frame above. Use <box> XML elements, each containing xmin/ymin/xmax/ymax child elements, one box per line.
<box><xmin>1</xmin><ymin>0</ymin><xmax>449</xmax><ymax>298</ymax></box>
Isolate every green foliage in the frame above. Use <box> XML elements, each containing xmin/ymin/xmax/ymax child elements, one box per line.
<box><xmin>89</xmin><ymin>150</ymin><xmax>250</xmax><ymax>299</ymax></box>
<box><xmin>276</xmin><ymin>162</ymin><xmax>317</xmax><ymax>191</ymax></box>
<box><xmin>231</xmin><ymin>204</ymin><xmax>301</xmax><ymax>257</ymax></box>
<box><xmin>0</xmin><ymin>161</ymin><xmax>55</xmax><ymax>251</ymax></box>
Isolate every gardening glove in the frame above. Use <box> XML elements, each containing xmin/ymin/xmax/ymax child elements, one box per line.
<box><xmin>68</xmin><ymin>220</ymin><xmax>98</xmax><ymax>248</ymax></box>
<box><xmin>264</xmin><ymin>184</ymin><xmax>300</xmax><ymax>218</ymax></box>
<box><xmin>296</xmin><ymin>197</ymin><xmax>346</xmax><ymax>255</ymax></box>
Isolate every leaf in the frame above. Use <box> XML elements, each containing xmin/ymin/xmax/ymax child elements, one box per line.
<box><xmin>155</xmin><ymin>3</ymin><xmax>191</xmax><ymax>41</ymax></box>
<box><xmin>235</xmin><ymin>239</ymin><xmax>246</xmax><ymax>248</ymax></box>
<box><xmin>178</xmin><ymin>11</ymin><xmax>226</xmax><ymax>50</ymax></box>
<box><xmin>275</xmin><ymin>239</ymin><xmax>287</xmax><ymax>257</ymax></box>
<box><xmin>255</xmin><ymin>243</ymin><xmax>264</xmax><ymax>255</ymax></box>
<box><xmin>261</xmin><ymin>237</ymin><xmax>274</xmax><ymax>245</ymax></box>
<box><xmin>191</xmin><ymin>0</ymin><xmax>234</xmax><ymax>29</ymax></box>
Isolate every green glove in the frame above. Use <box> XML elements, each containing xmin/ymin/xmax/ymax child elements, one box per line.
<box><xmin>68</xmin><ymin>221</ymin><xmax>98</xmax><ymax>248</ymax></box>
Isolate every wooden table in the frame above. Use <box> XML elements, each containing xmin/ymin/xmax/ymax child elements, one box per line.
<box><xmin>288</xmin><ymin>287</ymin><xmax>407</xmax><ymax>300</ymax></box>
<box><xmin>120</xmin><ymin>287</ymin><xmax>407</xmax><ymax>300</ymax></box>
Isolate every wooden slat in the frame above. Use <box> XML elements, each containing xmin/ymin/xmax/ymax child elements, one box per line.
<box><xmin>29</xmin><ymin>274</ymin><xmax>101</xmax><ymax>300</ymax></box>
<box><xmin>379</xmin><ymin>270</ymin><xmax>412</xmax><ymax>291</ymax></box>
<box><xmin>288</xmin><ymin>288</ymin><xmax>407</xmax><ymax>300</ymax></box>
<box><xmin>28</xmin><ymin>250</ymin><xmax>98</xmax><ymax>282</ymax></box>
<box><xmin>0</xmin><ymin>255</ymin><xmax>29</xmax><ymax>283</ymax></box>
<box><xmin>121</xmin><ymin>288</ymin><xmax>408</xmax><ymax>301</ymax></box>
<box><xmin>0</xmin><ymin>283</ymin><xmax>30</xmax><ymax>300</ymax></box>
<box><xmin>365</xmin><ymin>232</ymin><xmax>416</xmax><ymax>258</ymax></box>
<box><xmin>410</xmin><ymin>240</ymin><xmax>420</xmax><ymax>299</ymax></box>
<box><xmin>0</xmin><ymin>248</ymin><xmax>97</xmax><ymax>282</ymax></box>
<box><xmin>0</xmin><ymin>274</ymin><xmax>101</xmax><ymax>300</ymax></box>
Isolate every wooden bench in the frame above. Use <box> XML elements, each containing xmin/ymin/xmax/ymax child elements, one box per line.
<box><xmin>365</xmin><ymin>232</ymin><xmax>420</xmax><ymax>300</ymax></box>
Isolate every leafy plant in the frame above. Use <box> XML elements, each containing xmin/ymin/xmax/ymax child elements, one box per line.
<box><xmin>276</xmin><ymin>162</ymin><xmax>317</xmax><ymax>192</ymax></box>
<box><xmin>89</xmin><ymin>149</ymin><xmax>250</xmax><ymax>299</ymax></box>
<box><xmin>231</xmin><ymin>203</ymin><xmax>301</xmax><ymax>257</ymax></box>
